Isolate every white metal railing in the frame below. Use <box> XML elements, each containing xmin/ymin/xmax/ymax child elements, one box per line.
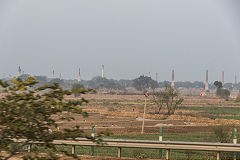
<box><xmin>14</xmin><ymin>138</ymin><xmax>240</xmax><ymax>160</ymax></box>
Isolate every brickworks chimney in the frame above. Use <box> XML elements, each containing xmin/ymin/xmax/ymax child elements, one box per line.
<box><xmin>78</xmin><ymin>68</ymin><xmax>81</xmax><ymax>82</ymax></box>
<box><xmin>101</xmin><ymin>65</ymin><xmax>104</xmax><ymax>78</ymax></box>
<box><xmin>171</xmin><ymin>70</ymin><xmax>175</xmax><ymax>88</ymax></box>
<box><xmin>205</xmin><ymin>70</ymin><xmax>209</xmax><ymax>91</ymax></box>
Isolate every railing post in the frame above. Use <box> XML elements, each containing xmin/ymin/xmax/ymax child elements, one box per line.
<box><xmin>166</xmin><ymin>149</ymin><xmax>170</xmax><ymax>160</ymax></box>
<box><xmin>217</xmin><ymin>152</ymin><xmax>220</xmax><ymax>160</ymax></box>
<box><xmin>159</xmin><ymin>126</ymin><xmax>163</xmax><ymax>158</ymax></box>
<box><xmin>118</xmin><ymin>147</ymin><xmax>122</xmax><ymax>158</ymax></box>
<box><xmin>27</xmin><ymin>144</ymin><xmax>31</xmax><ymax>153</ymax></box>
<box><xmin>233</xmin><ymin>128</ymin><xmax>237</xmax><ymax>160</ymax></box>
<box><xmin>91</xmin><ymin>124</ymin><xmax>95</xmax><ymax>156</ymax></box>
<box><xmin>72</xmin><ymin>145</ymin><xmax>75</xmax><ymax>155</ymax></box>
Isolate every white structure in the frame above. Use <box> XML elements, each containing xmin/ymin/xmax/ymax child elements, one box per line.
<box><xmin>235</xmin><ymin>75</ymin><xmax>237</xmax><ymax>85</ymax></box>
<box><xmin>18</xmin><ymin>66</ymin><xmax>22</xmax><ymax>77</ymax></box>
<box><xmin>222</xmin><ymin>71</ymin><xmax>224</xmax><ymax>86</ymax></box>
<box><xmin>148</xmin><ymin>72</ymin><xmax>151</xmax><ymax>78</ymax></box>
<box><xmin>78</xmin><ymin>68</ymin><xmax>81</xmax><ymax>82</ymax></box>
<box><xmin>171</xmin><ymin>70</ymin><xmax>175</xmax><ymax>88</ymax></box>
<box><xmin>101</xmin><ymin>65</ymin><xmax>104</xmax><ymax>78</ymax></box>
<box><xmin>52</xmin><ymin>70</ymin><xmax>55</xmax><ymax>78</ymax></box>
<box><xmin>205</xmin><ymin>70</ymin><xmax>209</xmax><ymax>91</ymax></box>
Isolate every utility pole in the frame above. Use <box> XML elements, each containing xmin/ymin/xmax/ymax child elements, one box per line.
<box><xmin>141</xmin><ymin>91</ymin><xmax>149</xmax><ymax>134</ymax></box>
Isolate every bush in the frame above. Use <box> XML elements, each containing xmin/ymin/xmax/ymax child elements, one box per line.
<box><xmin>99</xmin><ymin>129</ymin><xmax>114</xmax><ymax>136</ymax></box>
<box><xmin>236</xmin><ymin>93</ymin><xmax>240</xmax><ymax>102</ymax></box>
<box><xmin>216</xmin><ymin>88</ymin><xmax>230</xmax><ymax>100</ymax></box>
<box><xmin>72</xmin><ymin>83</ymin><xmax>85</xmax><ymax>97</ymax></box>
<box><xmin>185</xmin><ymin>150</ymin><xmax>194</xmax><ymax>160</ymax></box>
<box><xmin>212</xmin><ymin>125</ymin><xmax>233</xmax><ymax>143</ymax></box>
<box><xmin>0</xmin><ymin>77</ymin><xmax>92</xmax><ymax>159</ymax></box>
<box><xmin>133</xmin><ymin>150</ymin><xmax>148</xmax><ymax>159</ymax></box>
<box><xmin>211</xmin><ymin>125</ymin><xmax>235</xmax><ymax>160</ymax></box>
<box><xmin>108</xmin><ymin>107</ymin><xmax>116</xmax><ymax>111</ymax></box>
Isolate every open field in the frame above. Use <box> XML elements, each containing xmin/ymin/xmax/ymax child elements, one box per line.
<box><xmin>51</xmin><ymin>94</ymin><xmax>240</xmax><ymax>159</ymax></box>
<box><xmin>4</xmin><ymin>93</ymin><xmax>240</xmax><ymax>160</ymax></box>
<box><xmin>60</xmin><ymin>94</ymin><xmax>240</xmax><ymax>135</ymax></box>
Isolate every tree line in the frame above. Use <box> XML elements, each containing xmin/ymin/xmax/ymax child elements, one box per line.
<box><xmin>1</xmin><ymin>74</ymin><xmax>240</xmax><ymax>91</ymax></box>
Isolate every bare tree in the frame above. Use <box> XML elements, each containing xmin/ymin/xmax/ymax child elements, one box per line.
<box><xmin>152</xmin><ymin>85</ymin><xmax>184</xmax><ymax>115</ymax></box>
<box><xmin>152</xmin><ymin>91</ymin><xmax>165</xmax><ymax>114</ymax></box>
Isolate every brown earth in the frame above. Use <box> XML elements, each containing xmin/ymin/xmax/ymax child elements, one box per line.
<box><xmin>4</xmin><ymin>153</ymin><xmax>163</xmax><ymax>160</ymax></box>
<box><xmin>59</xmin><ymin>94</ymin><xmax>240</xmax><ymax>135</ymax></box>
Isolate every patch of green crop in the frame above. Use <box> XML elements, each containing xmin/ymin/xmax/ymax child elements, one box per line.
<box><xmin>180</xmin><ymin>106</ymin><xmax>240</xmax><ymax>116</ymax></box>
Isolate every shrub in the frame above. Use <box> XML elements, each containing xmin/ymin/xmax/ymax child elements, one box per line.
<box><xmin>108</xmin><ymin>107</ymin><xmax>116</xmax><ymax>111</ymax></box>
<box><xmin>211</xmin><ymin>125</ymin><xmax>235</xmax><ymax>160</ymax></box>
<box><xmin>99</xmin><ymin>129</ymin><xmax>114</xmax><ymax>136</ymax></box>
<box><xmin>236</xmin><ymin>93</ymin><xmax>240</xmax><ymax>102</ymax></box>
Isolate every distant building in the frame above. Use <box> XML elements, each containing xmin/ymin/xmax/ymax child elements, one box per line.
<box><xmin>200</xmin><ymin>91</ymin><xmax>207</xmax><ymax>96</ymax></box>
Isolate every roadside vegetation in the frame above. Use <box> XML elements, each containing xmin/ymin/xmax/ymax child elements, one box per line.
<box><xmin>0</xmin><ymin>77</ymin><xmax>93</xmax><ymax>159</ymax></box>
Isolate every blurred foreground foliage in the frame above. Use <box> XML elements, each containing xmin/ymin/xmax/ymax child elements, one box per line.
<box><xmin>0</xmin><ymin>77</ymin><xmax>94</xmax><ymax>160</ymax></box>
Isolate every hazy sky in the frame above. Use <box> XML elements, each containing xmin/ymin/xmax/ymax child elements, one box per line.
<box><xmin>0</xmin><ymin>0</ymin><xmax>240</xmax><ymax>82</ymax></box>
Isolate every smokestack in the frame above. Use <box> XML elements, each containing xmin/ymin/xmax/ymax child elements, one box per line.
<box><xmin>171</xmin><ymin>70</ymin><xmax>175</xmax><ymax>88</ymax></box>
<box><xmin>235</xmin><ymin>75</ymin><xmax>237</xmax><ymax>85</ymax></box>
<box><xmin>101</xmin><ymin>65</ymin><xmax>104</xmax><ymax>78</ymax></box>
<box><xmin>78</xmin><ymin>68</ymin><xmax>81</xmax><ymax>82</ymax></box>
<box><xmin>205</xmin><ymin>70</ymin><xmax>209</xmax><ymax>91</ymax></box>
<box><xmin>156</xmin><ymin>73</ymin><xmax>158</xmax><ymax>82</ymax></box>
<box><xmin>52</xmin><ymin>70</ymin><xmax>55</xmax><ymax>79</ymax></box>
<box><xmin>18</xmin><ymin>66</ymin><xmax>21</xmax><ymax>77</ymax></box>
<box><xmin>222</xmin><ymin>71</ymin><xmax>224</xmax><ymax>86</ymax></box>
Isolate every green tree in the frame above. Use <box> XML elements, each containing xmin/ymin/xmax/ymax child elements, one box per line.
<box><xmin>214</xmin><ymin>81</ymin><xmax>223</xmax><ymax>89</ymax></box>
<box><xmin>72</xmin><ymin>83</ymin><xmax>85</xmax><ymax>97</ymax></box>
<box><xmin>49</xmin><ymin>78</ymin><xmax>64</xmax><ymax>86</ymax></box>
<box><xmin>0</xmin><ymin>77</ymin><xmax>93</xmax><ymax>159</ymax></box>
<box><xmin>216</xmin><ymin>89</ymin><xmax>230</xmax><ymax>100</ymax></box>
<box><xmin>214</xmin><ymin>81</ymin><xmax>230</xmax><ymax>100</ymax></box>
<box><xmin>132</xmin><ymin>76</ymin><xmax>158</xmax><ymax>91</ymax></box>
<box><xmin>87</xmin><ymin>76</ymin><xmax>123</xmax><ymax>90</ymax></box>
<box><xmin>152</xmin><ymin>85</ymin><xmax>184</xmax><ymax>115</ymax></box>
<box><xmin>18</xmin><ymin>74</ymin><xmax>31</xmax><ymax>81</ymax></box>
<box><xmin>34</xmin><ymin>76</ymin><xmax>47</xmax><ymax>83</ymax></box>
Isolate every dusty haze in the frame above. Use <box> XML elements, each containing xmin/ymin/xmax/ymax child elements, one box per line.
<box><xmin>0</xmin><ymin>0</ymin><xmax>240</xmax><ymax>82</ymax></box>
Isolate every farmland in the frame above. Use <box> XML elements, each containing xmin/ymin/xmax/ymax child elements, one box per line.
<box><xmin>46</xmin><ymin>94</ymin><xmax>240</xmax><ymax>159</ymax></box>
<box><xmin>4</xmin><ymin>93</ymin><xmax>240</xmax><ymax>160</ymax></box>
<box><xmin>59</xmin><ymin>94</ymin><xmax>240</xmax><ymax>135</ymax></box>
